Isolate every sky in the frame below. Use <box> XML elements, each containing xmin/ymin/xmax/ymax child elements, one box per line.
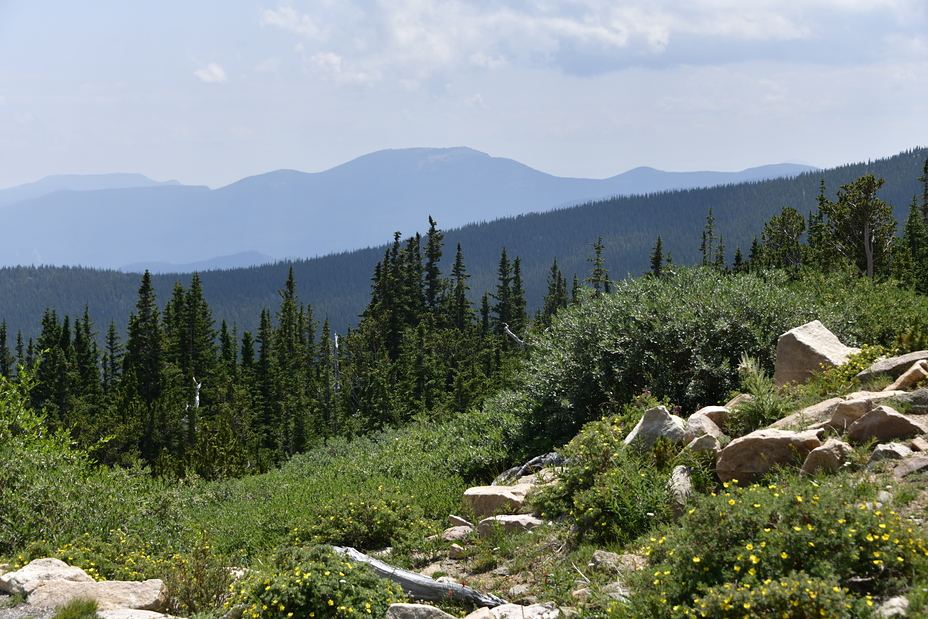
<box><xmin>0</xmin><ymin>0</ymin><xmax>926</xmax><ymax>190</ymax></box>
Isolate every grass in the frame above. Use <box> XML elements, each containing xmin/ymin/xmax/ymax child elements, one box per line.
<box><xmin>51</xmin><ymin>598</ymin><xmax>99</xmax><ymax>619</ymax></box>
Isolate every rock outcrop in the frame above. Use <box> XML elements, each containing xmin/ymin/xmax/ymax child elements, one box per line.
<box><xmin>623</xmin><ymin>406</ymin><xmax>685</xmax><ymax>450</ymax></box>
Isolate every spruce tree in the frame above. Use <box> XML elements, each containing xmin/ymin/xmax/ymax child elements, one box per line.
<box><xmin>585</xmin><ymin>237</ymin><xmax>610</xmax><ymax>294</ymax></box>
<box><xmin>649</xmin><ymin>236</ymin><xmax>664</xmax><ymax>277</ymax></box>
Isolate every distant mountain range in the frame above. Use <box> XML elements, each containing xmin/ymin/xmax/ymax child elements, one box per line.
<box><xmin>0</xmin><ymin>148</ymin><xmax>815</xmax><ymax>273</ymax></box>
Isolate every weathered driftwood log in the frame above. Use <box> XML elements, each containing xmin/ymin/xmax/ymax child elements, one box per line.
<box><xmin>333</xmin><ymin>546</ymin><xmax>507</xmax><ymax>607</ymax></box>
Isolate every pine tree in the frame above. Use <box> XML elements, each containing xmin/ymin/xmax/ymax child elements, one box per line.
<box><xmin>491</xmin><ymin>247</ymin><xmax>514</xmax><ymax>336</ymax></box>
<box><xmin>817</xmin><ymin>174</ymin><xmax>895</xmax><ymax>278</ymax></box>
<box><xmin>760</xmin><ymin>206</ymin><xmax>806</xmax><ymax>272</ymax></box>
<box><xmin>447</xmin><ymin>243</ymin><xmax>473</xmax><ymax>330</ymax></box>
<box><xmin>424</xmin><ymin>217</ymin><xmax>445</xmax><ymax>312</ymax></box>
<box><xmin>0</xmin><ymin>319</ymin><xmax>12</xmax><ymax>378</ymax></box>
<box><xmin>700</xmin><ymin>208</ymin><xmax>716</xmax><ymax>266</ymax></box>
<box><xmin>732</xmin><ymin>247</ymin><xmax>745</xmax><ymax>273</ymax></box>
<box><xmin>649</xmin><ymin>236</ymin><xmax>664</xmax><ymax>277</ymax></box>
<box><xmin>539</xmin><ymin>257</ymin><xmax>569</xmax><ymax>327</ymax></box>
<box><xmin>123</xmin><ymin>271</ymin><xmax>164</xmax><ymax>460</ymax></box>
<box><xmin>101</xmin><ymin>320</ymin><xmax>122</xmax><ymax>395</ymax></box>
<box><xmin>585</xmin><ymin>237</ymin><xmax>610</xmax><ymax>294</ymax></box>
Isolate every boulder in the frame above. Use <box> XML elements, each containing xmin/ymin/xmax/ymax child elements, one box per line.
<box><xmin>683</xmin><ymin>412</ymin><xmax>724</xmax><ymax>445</ymax></box>
<box><xmin>623</xmin><ymin>406</ymin><xmax>685</xmax><ymax>451</ymax></box>
<box><xmin>0</xmin><ymin>558</ymin><xmax>95</xmax><ymax>595</ymax></box>
<box><xmin>771</xmin><ymin>397</ymin><xmax>842</xmax><ymax>429</ymax></box>
<box><xmin>685</xmin><ymin>435</ymin><xmax>721</xmax><ymax>453</ymax></box>
<box><xmin>464</xmin><ymin>609</ymin><xmax>495</xmax><ymax>619</ymax></box>
<box><xmin>910</xmin><ymin>436</ymin><xmax>928</xmax><ymax>452</ymax></box>
<box><xmin>668</xmin><ymin>465</ymin><xmax>693</xmax><ymax>519</ymax></box>
<box><xmin>885</xmin><ymin>360</ymin><xmax>928</xmax><ymax>391</ymax></box>
<box><xmin>716</xmin><ymin>428</ymin><xmax>823</xmax><ymax>483</ymax></box>
<box><xmin>463</xmin><ymin>484</ymin><xmax>532</xmax><ymax>518</ymax></box>
<box><xmin>800</xmin><ymin>438</ymin><xmax>853</xmax><ymax>477</ymax></box>
<box><xmin>773</xmin><ymin>320</ymin><xmax>860</xmax><ymax>386</ymax></box>
<box><xmin>857</xmin><ymin>350</ymin><xmax>928</xmax><ymax>381</ymax></box>
<box><xmin>490</xmin><ymin>602</ymin><xmax>560</xmax><ymax>619</ymax></box>
<box><xmin>693</xmin><ymin>406</ymin><xmax>730</xmax><ymax>429</ymax></box>
<box><xmin>448</xmin><ymin>515</ymin><xmax>473</xmax><ymax>528</ymax></box>
<box><xmin>476</xmin><ymin>515</ymin><xmax>544</xmax><ymax>538</ymax></box>
<box><xmin>448</xmin><ymin>544</ymin><xmax>465</xmax><ymax>560</ymax></box>
<box><xmin>440</xmin><ymin>526</ymin><xmax>473</xmax><ymax>542</ymax></box>
<box><xmin>847</xmin><ymin>406</ymin><xmax>928</xmax><ymax>444</ymax></box>
<box><xmin>386</xmin><ymin>603</ymin><xmax>457</xmax><ymax>619</ymax></box>
<box><xmin>888</xmin><ymin>388</ymin><xmax>928</xmax><ymax>415</ymax></box>
<box><xmin>826</xmin><ymin>398</ymin><xmax>873</xmax><ymax>432</ymax></box>
<box><xmin>868</xmin><ymin>443</ymin><xmax>913</xmax><ymax>464</ymax></box>
<box><xmin>875</xmin><ymin>595</ymin><xmax>910</xmax><ymax>617</ymax></box>
<box><xmin>893</xmin><ymin>455</ymin><xmax>928</xmax><ymax>478</ymax></box>
<box><xmin>724</xmin><ymin>393</ymin><xmax>753</xmax><ymax>409</ymax></box>
<box><xmin>28</xmin><ymin>579</ymin><xmax>169</xmax><ymax>611</ymax></box>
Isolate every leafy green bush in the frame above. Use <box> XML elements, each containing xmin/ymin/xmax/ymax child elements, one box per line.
<box><xmin>294</xmin><ymin>489</ymin><xmax>438</xmax><ymax>550</ymax></box>
<box><xmin>533</xmin><ymin>415</ymin><xmax>671</xmax><ymax>544</ymax></box>
<box><xmin>227</xmin><ymin>545</ymin><xmax>405</xmax><ymax>619</ymax></box>
<box><xmin>628</xmin><ymin>473</ymin><xmax>928</xmax><ymax>617</ymax></box>
<box><xmin>495</xmin><ymin>267</ymin><xmax>928</xmax><ymax>452</ymax></box>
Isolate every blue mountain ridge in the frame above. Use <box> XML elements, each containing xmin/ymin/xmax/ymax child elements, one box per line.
<box><xmin>0</xmin><ymin>147</ymin><xmax>814</xmax><ymax>272</ymax></box>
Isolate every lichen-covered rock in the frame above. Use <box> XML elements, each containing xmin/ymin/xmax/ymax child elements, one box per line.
<box><xmin>386</xmin><ymin>603</ymin><xmax>457</xmax><ymax>619</ymax></box>
<box><xmin>885</xmin><ymin>360</ymin><xmax>928</xmax><ymax>391</ymax></box>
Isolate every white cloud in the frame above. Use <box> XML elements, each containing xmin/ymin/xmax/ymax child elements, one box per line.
<box><xmin>257</xmin><ymin>0</ymin><xmax>927</xmax><ymax>80</ymax></box>
<box><xmin>14</xmin><ymin>112</ymin><xmax>33</xmax><ymax>125</ymax></box>
<box><xmin>464</xmin><ymin>93</ymin><xmax>486</xmax><ymax>108</ymax></box>
<box><xmin>194</xmin><ymin>62</ymin><xmax>228</xmax><ymax>84</ymax></box>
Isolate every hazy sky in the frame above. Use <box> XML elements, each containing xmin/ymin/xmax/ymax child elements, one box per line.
<box><xmin>1</xmin><ymin>0</ymin><xmax>926</xmax><ymax>189</ymax></box>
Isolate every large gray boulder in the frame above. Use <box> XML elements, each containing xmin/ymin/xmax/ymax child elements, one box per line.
<box><xmin>885</xmin><ymin>360</ymin><xmax>928</xmax><ymax>391</ymax></box>
<box><xmin>624</xmin><ymin>406</ymin><xmax>685</xmax><ymax>450</ymax></box>
<box><xmin>716</xmin><ymin>428</ymin><xmax>823</xmax><ymax>483</ymax></box>
<box><xmin>0</xmin><ymin>558</ymin><xmax>95</xmax><ymax>595</ymax></box>
<box><xmin>683</xmin><ymin>408</ymin><xmax>726</xmax><ymax>445</ymax></box>
<box><xmin>774</xmin><ymin>321</ymin><xmax>860</xmax><ymax>386</ymax></box>
<box><xmin>27</xmin><ymin>579</ymin><xmax>169</xmax><ymax>611</ymax></box>
<box><xmin>889</xmin><ymin>389</ymin><xmax>928</xmax><ymax>415</ymax></box>
<box><xmin>847</xmin><ymin>405</ymin><xmax>928</xmax><ymax>444</ymax></box>
<box><xmin>857</xmin><ymin>350</ymin><xmax>928</xmax><ymax>382</ymax></box>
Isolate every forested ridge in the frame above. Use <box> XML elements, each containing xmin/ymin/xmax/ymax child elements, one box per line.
<box><xmin>0</xmin><ymin>147</ymin><xmax>925</xmax><ymax>342</ymax></box>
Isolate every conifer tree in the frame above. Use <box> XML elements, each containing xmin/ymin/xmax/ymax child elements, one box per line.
<box><xmin>585</xmin><ymin>237</ymin><xmax>610</xmax><ymax>294</ymax></box>
<box><xmin>0</xmin><ymin>319</ymin><xmax>12</xmax><ymax>378</ymax></box>
<box><xmin>424</xmin><ymin>217</ymin><xmax>445</xmax><ymax>312</ymax></box>
<box><xmin>700</xmin><ymin>208</ymin><xmax>716</xmax><ymax>266</ymax></box>
<box><xmin>539</xmin><ymin>257</ymin><xmax>569</xmax><ymax>327</ymax></box>
<box><xmin>649</xmin><ymin>236</ymin><xmax>664</xmax><ymax>277</ymax></box>
<box><xmin>101</xmin><ymin>320</ymin><xmax>122</xmax><ymax>395</ymax></box>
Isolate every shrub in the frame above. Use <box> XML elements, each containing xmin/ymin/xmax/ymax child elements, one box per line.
<box><xmin>628</xmin><ymin>472</ymin><xmax>928</xmax><ymax>617</ymax></box>
<box><xmin>532</xmin><ymin>415</ymin><xmax>671</xmax><ymax>544</ymax></box>
<box><xmin>227</xmin><ymin>545</ymin><xmax>405</xmax><ymax>619</ymax></box>
<box><xmin>494</xmin><ymin>267</ymin><xmax>928</xmax><ymax>453</ymax></box>
<box><xmin>726</xmin><ymin>354</ymin><xmax>795</xmax><ymax>436</ymax></box>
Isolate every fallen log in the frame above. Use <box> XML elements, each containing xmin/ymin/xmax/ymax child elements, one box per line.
<box><xmin>333</xmin><ymin>546</ymin><xmax>507</xmax><ymax>608</ymax></box>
